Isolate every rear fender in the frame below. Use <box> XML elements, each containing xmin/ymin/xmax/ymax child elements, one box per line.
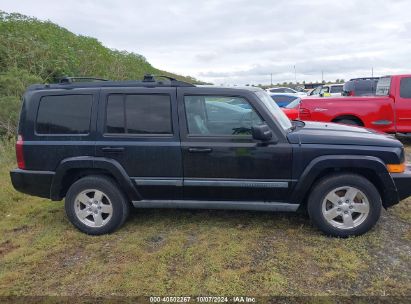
<box><xmin>50</xmin><ymin>156</ymin><xmax>141</xmax><ymax>201</ymax></box>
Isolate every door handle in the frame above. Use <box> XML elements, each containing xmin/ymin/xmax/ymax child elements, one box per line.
<box><xmin>101</xmin><ymin>147</ymin><xmax>125</xmax><ymax>153</ymax></box>
<box><xmin>188</xmin><ymin>147</ymin><xmax>213</xmax><ymax>153</ymax></box>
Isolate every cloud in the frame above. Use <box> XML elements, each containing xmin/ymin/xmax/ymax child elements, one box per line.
<box><xmin>2</xmin><ymin>0</ymin><xmax>411</xmax><ymax>84</ymax></box>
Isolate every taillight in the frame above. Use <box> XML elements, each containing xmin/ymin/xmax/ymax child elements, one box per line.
<box><xmin>16</xmin><ymin>135</ymin><xmax>25</xmax><ymax>169</ymax></box>
<box><xmin>299</xmin><ymin>107</ymin><xmax>311</xmax><ymax>119</ymax></box>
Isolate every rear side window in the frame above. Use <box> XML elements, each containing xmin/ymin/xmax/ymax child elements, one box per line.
<box><xmin>106</xmin><ymin>94</ymin><xmax>172</xmax><ymax>134</ymax></box>
<box><xmin>36</xmin><ymin>95</ymin><xmax>92</xmax><ymax>135</ymax></box>
<box><xmin>330</xmin><ymin>85</ymin><xmax>343</xmax><ymax>93</ymax></box>
<box><xmin>400</xmin><ymin>77</ymin><xmax>411</xmax><ymax>98</ymax></box>
<box><xmin>376</xmin><ymin>77</ymin><xmax>391</xmax><ymax>96</ymax></box>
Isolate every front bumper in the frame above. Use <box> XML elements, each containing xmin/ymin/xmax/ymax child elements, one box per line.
<box><xmin>10</xmin><ymin>169</ymin><xmax>55</xmax><ymax>199</ymax></box>
<box><xmin>391</xmin><ymin>164</ymin><xmax>411</xmax><ymax>202</ymax></box>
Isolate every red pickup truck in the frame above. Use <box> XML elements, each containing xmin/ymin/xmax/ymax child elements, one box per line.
<box><xmin>292</xmin><ymin>75</ymin><xmax>411</xmax><ymax>133</ymax></box>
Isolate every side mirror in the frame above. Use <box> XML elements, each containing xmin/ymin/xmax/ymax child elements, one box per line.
<box><xmin>252</xmin><ymin>124</ymin><xmax>273</xmax><ymax>141</ymax></box>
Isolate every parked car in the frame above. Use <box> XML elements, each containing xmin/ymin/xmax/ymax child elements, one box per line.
<box><xmin>342</xmin><ymin>77</ymin><xmax>379</xmax><ymax>96</ymax></box>
<box><xmin>10</xmin><ymin>75</ymin><xmax>411</xmax><ymax>237</ymax></box>
<box><xmin>308</xmin><ymin>84</ymin><xmax>344</xmax><ymax>97</ymax></box>
<box><xmin>293</xmin><ymin>75</ymin><xmax>411</xmax><ymax>133</ymax></box>
<box><xmin>266</xmin><ymin>87</ymin><xmax>307</xmax><ymax>97</ymax></box>
<box><xmin>281</xmin><ymin>98</ymin><xmax>301</xmax><ymax>120</ymax></box>
<box><xmin>270</xmin><ymin>94</ymin><xmax>299</xmax><ymax>107</ymax></box>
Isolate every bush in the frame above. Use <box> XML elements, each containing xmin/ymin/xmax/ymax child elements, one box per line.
<box><xmin>0</xmin><ymin>11</ymin><xmax>203</xmax><ymax>136</ymax></box>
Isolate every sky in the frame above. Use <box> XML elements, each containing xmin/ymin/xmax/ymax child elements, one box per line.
<box><xmin>2</xmin><ymin>0</ymin><xmax>411</xmax><ymax>85</ymax></box>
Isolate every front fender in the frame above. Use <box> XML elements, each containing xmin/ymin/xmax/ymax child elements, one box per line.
<box><xmin>290</xmin><ymin>155</ymin><xmax>399</xmax><ymax>208</ymax></box>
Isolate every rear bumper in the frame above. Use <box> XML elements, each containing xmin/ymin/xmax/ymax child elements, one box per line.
<box><xmin>391</xmin><ymin>165</ymin><xmax>411</xmax><ymax>202</ymax></box>
<box><xmin>10</xmin><ymin>169</ymin><xmax>54</xmax><ymax>199</ymax></box>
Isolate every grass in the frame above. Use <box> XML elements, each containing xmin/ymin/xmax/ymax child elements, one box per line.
<box><xmin>0</xmin><ymin>139</ymin><xmax>410</xmax><ymax>297</ymax></box>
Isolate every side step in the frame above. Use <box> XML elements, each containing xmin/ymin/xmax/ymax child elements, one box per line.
<box><xmin>131</xmin><ymin>200</ymin><xmax>299</xmax><ymax>212</ymax></box>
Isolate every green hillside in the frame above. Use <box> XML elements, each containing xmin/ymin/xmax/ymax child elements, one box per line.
<box><xmin>0</xmin><ymin>11</ymin><xmax>203</xmax><ymax>136</ymax></box>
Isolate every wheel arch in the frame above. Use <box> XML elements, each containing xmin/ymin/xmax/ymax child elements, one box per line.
<box><xmin>291</xmin><ymin>155</ymin><xmax>399</xmax><ymax>209</ymax></box>
<box><xmin>331</xmin><ymin>115</ymin><xmax>364</xmax><ymax>126</ymax></box>
<box><xmin>50</xmin><ymin>156</ymin><xmax>141</xmax><ymax>201</ymax></box>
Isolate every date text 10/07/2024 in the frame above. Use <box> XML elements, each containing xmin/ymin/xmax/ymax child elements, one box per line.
<box><xmin>149</xmin><ymin>296</ymin><xmax>256</xmax><ymax>303</ymax></box>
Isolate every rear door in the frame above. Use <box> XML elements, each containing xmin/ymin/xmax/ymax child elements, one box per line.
<box><xmin>96</xmin><ymin>87</ymin><xmax>182</xmax><ymax>200</ymax></box>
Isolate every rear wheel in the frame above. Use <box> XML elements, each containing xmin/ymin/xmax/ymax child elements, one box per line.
<box><xmin>65</xmin><ymin>175</ymin><xmax>129</xmax><ymax>235</ymax></box>
<box><xmin>307</xmin><ymin>173</ymin><xmax>381</xmax><ymax>237</ymax></box>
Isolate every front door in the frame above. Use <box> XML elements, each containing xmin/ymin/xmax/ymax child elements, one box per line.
<box><xmin>177</xmin><ymin>87</ymin><xmax>293</xmax><ymax>202</ymax></box>
<box><xmin>96</xmin><ymin>87</ymin><xmax>183</xmax><ymax>200</ymax></box>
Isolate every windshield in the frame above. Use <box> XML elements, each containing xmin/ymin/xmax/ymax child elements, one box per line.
<box><xmin>255</xmin><ymin>90</ymin><xmax>292</xmax><ymax>130</ymax></box>
<box><xmin>285</xmin><ymin>97</ymin><xmax>301</xmax><ymax>109</ymax></box>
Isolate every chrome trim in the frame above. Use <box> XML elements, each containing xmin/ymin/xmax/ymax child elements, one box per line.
<box><xmin>132</xmin><ymin>178</ymin><xmax>291</xmax><ymax>188</ymax></box>
<box><xmin>132</xmin><ymin>200</ymin><xmax>299</xmax><ymax>212</ymax></box>
<box><xmin>371</xmin><ymin>120</ymin><xmax>392</xmax><ymax>125</ymax></box>
<box><xmin>133</xmin><ymin>178</ymin><xmax>183</xmax><ymax>186</ymax></box>
<box><xmin>184</xmin><ymin>179</ymin><xmax>289</xmax><ymax>188</ymax></box>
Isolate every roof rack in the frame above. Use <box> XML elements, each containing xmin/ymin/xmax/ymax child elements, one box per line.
<box><xmin>58</xmin><ymin>76</ymin><xmax>109</xmax><ymax>84</ymax></box>
<box><xmin>26</xmin><ymin>74</ymin><xmax>194</xmax><ymax>90</ymax></box>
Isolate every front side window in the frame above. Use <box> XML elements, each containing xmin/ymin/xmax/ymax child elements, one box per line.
<box><xmin>320</xmin><ymin>86</ymin><xmax>330</xmax><ymax>94</ymax></box>
<box><xmin>311</xmin><ymin>86</ymin><xmax>322</xmax><ymax>95</ymax></box>
<box><xmin>106</xmin><ymin>94</ymin><xmax>172</xmax><ymax>134</ymax></box>
<box><xmin>36</xmin><ymin>95</ymin><xmax>92</xmax><ymax>134</ymax></box>
<box><xmin>400</xmin><ymin>77</ymin><xmax>411</xmax><ymax>98</ymax></box>
<box><xmin>184</xmin><ymin>96</ymin><xmax>262</xmax><ymax>136</ymax></box>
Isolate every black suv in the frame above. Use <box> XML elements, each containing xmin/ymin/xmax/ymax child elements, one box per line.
<box><xmin>10</xmin><ymin>76</ymin><xmax>411</xmax><ymax>237</ymax></box>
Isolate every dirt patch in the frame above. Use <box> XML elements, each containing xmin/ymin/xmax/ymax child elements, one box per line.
<box><xmin>0</xmin><ymin>240</ymin><xmax>19</xmax><ymax>257</ymax></box>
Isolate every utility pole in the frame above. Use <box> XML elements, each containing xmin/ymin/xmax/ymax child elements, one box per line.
<box><xmin>321</xmin><ymin>70</ymin><xmax>324</xmax><ymax>83</ymax></box>
<box><xmin>372</xmin><ymin>67</ymin><xmax>374</xmax><ymax>77</ymax></box>
<box><xmin>270</xmin><ymin>73</ymin><xmax>273</xmax><ymax>86</ymax></box>
<box><xmin>294</xmin><ymin>65</ymin><xmax>297</xmax><ymax>84</ymax></box>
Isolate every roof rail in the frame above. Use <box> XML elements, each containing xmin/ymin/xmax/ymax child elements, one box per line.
<box><xmin>58</xmin><ymin>76</ymin><xmax>109</xmax><ymax>84</ymax></box>
<box><xmin>27</xmin><ymin>74</ymin><xmax>196</xmax><ymax>91</ymax></box>
<box><xmin>143</xmin><ymin>74</ymin><xmax>194</xmax><ymax>87</ymax></box>
<box><xmin>349</xmin><ymin>77</ymin><xmax>380</xmax><ymax>81</ymax></box>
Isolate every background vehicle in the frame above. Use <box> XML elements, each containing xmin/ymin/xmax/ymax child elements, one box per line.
<box><xmin>342</xmin><ymin>77</ymin><xmax>379</xmax><ymax>96</ymax></box>
<box><xmin>308</xmin><ymin>84</ymin><xmax>343</xmax><ymax>97</ymax></box>
<box><xmin>266</xmin><ymin>87</ymin><xmax>307</xmax><ymax>97</ymax></box>
<box><xmin>293</xmin><ymin>75</ymin><xmax>411</xmax><ymax>133</ymax></box>
<box><xmin>270</xmin><ymin>94</ymin><xmax>299</xmax><ymax>107</ymax></box>
<box><xmin>10</xmin><ymin>76</ymin><xmax>411</xmax><ymax>238</ymax></box>
<box><xmin>281</xmin><ymin>97</ymin><xmax>301</xmax><ymax>120</ymax></box>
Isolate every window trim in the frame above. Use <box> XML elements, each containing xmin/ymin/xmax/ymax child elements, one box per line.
<box><xmin>34</xmin><ymin>94</ymin><xmax>93</xmax><ymax>136</ymax></box>
<box><xmin>104</xmin><ymin>93</ymin><xmax>174</xmax><ymax>137</ymax></box>
<box><xmin>183</xmin><ymin>94</ymin><xmax>264</xmax><ymax>139</ymax></box>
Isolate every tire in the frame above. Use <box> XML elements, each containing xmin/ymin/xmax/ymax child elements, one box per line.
<box><xmin>336</xmin><ymin>119</ymin><xmax>361</xmax><ymax>126</ymax></box>
<box><xmin>65</xmin><ymin>175</ymin><xmax>130</xmax><ymax>235</ymax></box>
<box><xmin>307</xmin><ymin>173</ymin><xmax>381</xmax><ymax>237</ymax></box>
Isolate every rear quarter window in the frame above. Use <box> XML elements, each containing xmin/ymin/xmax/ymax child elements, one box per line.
<box><xmin>376</xmin><ymin>77</ymin><xmax>391</xmax><ymax>96</ymax></box>
<box><xmin>36</xmin><ymin>95</ymin><xmax>92</xmax><ymax>135</ymax></box>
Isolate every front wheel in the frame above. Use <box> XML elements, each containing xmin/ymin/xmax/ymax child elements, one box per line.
<box><xmin>307</xmin><ymin>173</ymin><xmax>381</xmax><ymax>237</ymax></box>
